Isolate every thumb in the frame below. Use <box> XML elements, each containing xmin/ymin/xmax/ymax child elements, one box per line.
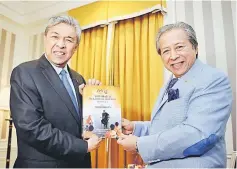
<box><xmin>117</xmin><ymin>137</ymin><xmax>124</xmax><ymax>144</ymax></box>
<box><xmin>79</xmin><ymin>83</ymin><xmax>85</xmax><ymax>95</ymax></box>
<box><xmin>119</xmin><ymin>134</ymin><xmax>128</xmax><ymax>140</ymax></box>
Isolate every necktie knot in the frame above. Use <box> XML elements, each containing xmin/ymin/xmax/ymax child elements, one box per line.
<box><xmin>60</xmin><ymin>69</ymin><xmax>67</xmax><ymax>76</ymax></box>
<box><xmin>167</xmin><ymin>78</ymin><xmax>178</xmax><ymax>90</ymax></box>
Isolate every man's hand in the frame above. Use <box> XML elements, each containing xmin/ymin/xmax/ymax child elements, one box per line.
<box><xmin>82</xmin><ymin>131</ymin><xmax>94</xmax><ymax>140</ymax></box>
<box><xmin>79</xmin><ymin>78</ymin><xmax>102</xmax><ymax>95</ymax></box>
<box><xmin>122</xmin><ymin>118</ymin><xmax>134</xmax><ymax>135</ymax></box>
<box><xmin>86</xmin><ymin>134</ymin><xmax>102</xmax><ymax>152</ymax></box>
<box><xmin>117</xmin><ymin>135</ymin><xmax>138</xmax><ymax>153</ymax></box>
<box><xmin>87</xmin><ymin>79</ymin><xmax>102</xmax><ymax>86</ymax></box>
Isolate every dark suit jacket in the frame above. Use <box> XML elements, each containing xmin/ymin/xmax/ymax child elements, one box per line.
<box><xmin>10</xmin><ymin>55</ymin><xmax>91</xmax><ymax>168</ymax></box>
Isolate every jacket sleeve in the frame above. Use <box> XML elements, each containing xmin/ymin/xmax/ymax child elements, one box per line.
<box><xmin>137</xmin><ymin>72</ymin><xmax>232</xmax><ymax>163</ymax></box>
<box><xmin>133</xmin><ymin>121</ymin><xmax>151</xmax><ymax>137</ymax></box>
<box><xmin>10</xmin><ymin>66</ymin><xmax>88</xmax><ymax>160</ymax></box>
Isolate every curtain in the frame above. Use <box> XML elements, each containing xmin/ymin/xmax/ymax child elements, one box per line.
<box><xmin>68</xmin><ymin>1</ymin><xmax>166</xmax><ymax>29</ymax></box>
<box><xmin>112</xmin><ymin>11</ymin><xmax>164</xmax><ymax>121</ymax></box>
<box><xmin>71</xmin><ymin>26</ymin><xmax>107</xmax><ymax>84</ymax></box>
<box><xmin>70</xmin><ymin>26</ymin><xmax>108</xmax><ymax>168</ymax></box>
<box><xmin>109</xmin><ymin>11</ymin><xmax>164</xmax><ymax>167</ymax></box>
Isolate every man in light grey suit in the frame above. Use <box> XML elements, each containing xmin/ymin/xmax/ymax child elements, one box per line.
<box><xmin>117</xmin><ymin>22</ymin><xmax>233</xmax><ymax>168</ymax></box>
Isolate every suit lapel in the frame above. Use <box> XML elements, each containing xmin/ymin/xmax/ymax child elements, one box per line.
<box><xmin>151</xmin><ymin>59</ymin><xmax>203</xmax><ymax>121</ymax></box>
<box><xmin>70</xmin><ymin>73</ymin><xmax>85</xmax><ymax>135</ymax></box>
<box><xmin>70</xmin><ymin>73</ymin><xmax>82</xmax><ymax>119</ymax></box>
<box><xmin>151</xmin><ymin>76</ymin><xmax>173</xmax><ymax>120</ymax></box>
<box><xmin>39</xmin><ymin>55</ymin><xmax>80</xmax><ymax>125</ymax></box>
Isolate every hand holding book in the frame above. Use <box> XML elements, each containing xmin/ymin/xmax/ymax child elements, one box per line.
<box><xmin>79</xmin><ymin>78</ymin><xmax>102</xmax><ymax>95</ymax></box>
<box><xmin>86</xmin><ymin>134</ymin><xmax>102</xmax><ymax>152</ymax></box>
<box><xmin>121</xmin><ymin>118</ymin><xmax>135</xmax><ymax>135</ymax></box>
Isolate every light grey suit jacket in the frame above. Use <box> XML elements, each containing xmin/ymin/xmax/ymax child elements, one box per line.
<box><xmin>133</xmin><ymin>59</ymin><xmax>232</xmax><ymax>168</ymax></box>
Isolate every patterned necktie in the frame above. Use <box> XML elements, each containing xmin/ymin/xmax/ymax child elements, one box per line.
<box><xmin>60</xmin><ymin>69</ymin><xmax>79</xmax><ymax>114</ymax></box>
<box><xmin>167</xmin><ymin>78</ymin><xmax>178</xmax><ymax>91</ymax></box>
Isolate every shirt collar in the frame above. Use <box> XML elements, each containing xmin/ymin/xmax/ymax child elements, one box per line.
<box><xmin>45</xmin><ymin>53</ymin><xmax>69</xmax><ymax>75</ymax></box>
<box><xmin>172</xmin><ymin>74</ymin><xmax>179</xmax><ymax>80</ymax></box>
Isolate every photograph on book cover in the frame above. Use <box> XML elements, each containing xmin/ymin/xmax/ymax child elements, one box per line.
<box><xmin>83</xmin><ymin>86</ymin><xmax>122</xmax><ymax>139</ymax></box>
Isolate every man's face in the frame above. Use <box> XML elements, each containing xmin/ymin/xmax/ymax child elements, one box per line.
<box><xmin>44</xmin><ymin>23</ymin><xmax>78</xmax><ymax>68</ymax></box>
<box><xmin>159</xmin><ymin>29</ymin><xmax>198</xmax><ymax>78</ymax></box>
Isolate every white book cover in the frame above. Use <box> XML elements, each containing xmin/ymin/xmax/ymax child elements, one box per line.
<box><xmin>83</xmin><ymin>86</ymin><xmax>122</xmax><ymax>139</ymax></box>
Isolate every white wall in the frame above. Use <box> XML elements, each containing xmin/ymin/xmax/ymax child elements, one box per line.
<box><xmin>0</xmin><ymin>16</ymin><xmax>28</xmax><ymax>168</ymax></box>
<box><xmin>0</xmin><ymin>15</ymin><xmax>51</xmax><ymax>169</ymax></box>
<box><xmin>0</xmin><ymin>16</ymin><xmax>27</xmax><ymax>167</ymax></box>
<box><xmin>0</xmin><ymin>15</ymin><xmax>29</xmax><ymax>67</ymax></box>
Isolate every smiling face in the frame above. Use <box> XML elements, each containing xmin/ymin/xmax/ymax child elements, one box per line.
<box><xmin>44</xmin><ymin>23</ymin><xmax>78</xmax><ymax>68</ymax></box>
<box><xmin>159</xmin><ymin>28</ymin><xmax>198</xmax><ymax>78</ymax></box>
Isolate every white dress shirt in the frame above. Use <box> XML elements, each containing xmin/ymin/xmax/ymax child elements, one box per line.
<box><xmin>45</xmin><ymin>54</ymin><xmax>78</xmax><ymax>103</ymax></box>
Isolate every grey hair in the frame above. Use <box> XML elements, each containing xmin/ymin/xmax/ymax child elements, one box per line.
<box><xmin>156</xmin><ymin>22</ymin><xmax>198</xmax><ymax>57</ymax></box>
<box><xmin>45</xmin><ymin>15</ymin><xmax>81</xmax><ymax>44</ymax></box>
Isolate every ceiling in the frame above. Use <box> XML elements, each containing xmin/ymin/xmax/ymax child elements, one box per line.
<box><xmin>0</xmin><ymin>0</ymin><xmax>97</xmax><ymax>25</ymax></box>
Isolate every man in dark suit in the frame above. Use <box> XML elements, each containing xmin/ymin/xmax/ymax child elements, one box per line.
<box><xmin>10</xmin><ymin>15</ymin><xmax>102</xmax><ymax>168</ymax></box>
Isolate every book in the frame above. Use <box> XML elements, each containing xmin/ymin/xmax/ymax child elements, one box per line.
<box><xmin>82</xmin><ymin>86</ymin><xmax>122</xmax><ymax>139</ymax></box>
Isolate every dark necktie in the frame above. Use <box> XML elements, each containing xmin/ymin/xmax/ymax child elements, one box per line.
<box><xmin>60</xmin><ymin>69</ymin><xmax>79</xmax><ymax>114</ymax></box>
<box><xmin>167</xmin><ymin>78</ymin><xmax>178</xmax><ymax>91</ymax></box>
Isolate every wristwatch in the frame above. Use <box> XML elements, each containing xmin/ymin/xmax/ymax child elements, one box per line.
<box><xmin>135</xmin><ymin>140</ymin><xmax>139</xmax><ymax>153</ymax></box>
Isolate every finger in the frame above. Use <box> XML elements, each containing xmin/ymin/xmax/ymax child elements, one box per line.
<box><xmin>82</xmin><ymin>132</ymin><xmax>88</xmax><ymax>139</ymax></box>
<box><xmin>97</xmin><ymin>141</ymin><xmax>103</xmax><ymax>147</ymax></box>
<box><xmin>89</xmin><ymin>135</ymin><xmax>98</xmax><ymax>141</ymax></box>
<box><xmin>91</xmin><ymin>133</ymin><xmax>98</xmax><ymax>137</ymax></box>
<box><xmin>98</xmin><ymin>138</ymin><xmax>103</xmax><ymax>143</ymax></box>
<box><xmin>91</xmin><ymin>146</ymin><xmax>99</xmax><ymax>151</ymax></box>
<box><xmin>95</xmin><ymin>144</ymin><xmax>101</xmax><ymax>150</ymax></box>
<box><xmin>117</xmin><ymin>138</ymin><xmax>123</xmax><ymax>145</ymax></box>
<box><xmin>117</xmin><ymin>135</ymin><xmax>127</xmax><ymax>144</ymax></box>
<box><xmin>79</xmin><ymin>84</ymin><xmax>85</xmax><ymax>95</ymax></box>
<box><xmin>95</xmin><ymin>80</ymin><xmax>100</xmax><ymax>85</ymax></box>
<box><xmin>118</xmin><ymin>133</ymin><xmax>125</xmax><ymax>137</ymax></box>
<box><xmin>96</xmin><ymin>140</ymin><xmax>102</xmax><ymax>147</ymax></box>
<box><xmin>119</xmin><ymin>134</ymin><xmax>128</xmax><ymax>139</ymax></box>
<box><xmin>91</xmin><ymin>79</ymin><xmax>96</xmax><ymax>85</ymax></box>
<box><xmin>121</xmin><ymin>118</ymin><xmax>129</xmax><ymax>126</ymax></box>
<box><xmin>88</xmin><ymin>79</ymin><xmax>92</xmax><ymax>85</ymax></box>
<box><xmin>97</xmin><ymin>141</ymin><xmax>102</xmax><ymax>146</ymax></box>
<box><xmin>92</xmin><ymin>135</ymin><xmax>99</xmax><ymax>140</ymax></box>
<box><xmin>79</xmin><ymin>83</ymin><xmax>85</xmax><ymax>90</ymax></box>
<box><xmin>123</xmin><ymin>130</ymin><xmax>132</xmax><ymax>135</ymax></box>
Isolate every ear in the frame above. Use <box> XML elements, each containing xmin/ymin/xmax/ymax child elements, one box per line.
<box><xmin>195</xmin><ymin>46</ymin><xmax>199</xmax><ymax>58</ymax></box>
<box><xmin>44</xmin><ymin>35</ymin><xmax>47</xmax><ymax>43</ymax></box>
<box><xmin>75</xmin><ymin>44</ymin><xmax>79</xmax><ymax>50</ymax></box>
<box><xmin>195</xmin><ymin>46</ymin><xmax>198</xmax><ymax>54</ymax></box>
<box><xmin>73</xmin><ymin>44</ymin><xmax>79</xmax><ymax>53</ymax></box>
